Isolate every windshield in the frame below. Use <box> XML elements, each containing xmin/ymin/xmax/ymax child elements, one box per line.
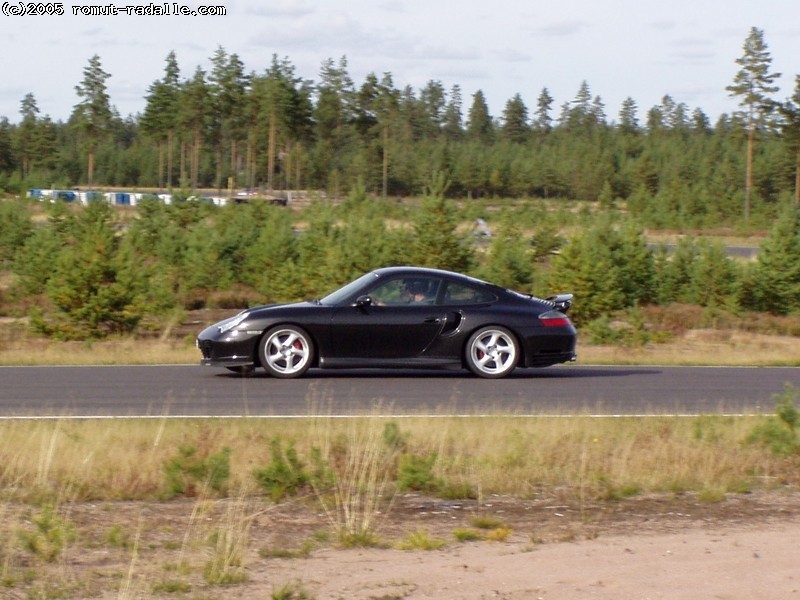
<box><xmin>319</xmin><ymin>272</ymin><xmax>379</xmax><ymax>305</ymax></box>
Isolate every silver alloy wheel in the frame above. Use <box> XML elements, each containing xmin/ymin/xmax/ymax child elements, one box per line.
<box><xmin>259</xmin><ymin>326</ymin><xmax>313</xmax><ymax>378</ymax></box>
<box><xmin>466</xmin><ymin>326</ymin><xmax>519</xmax><ymax>378</ymax></box>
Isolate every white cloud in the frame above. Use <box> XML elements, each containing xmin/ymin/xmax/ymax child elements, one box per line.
<box><xmin>0</xmin><ymin>0</ymin><xmax>797</xmax><ymax>123</ymax></box>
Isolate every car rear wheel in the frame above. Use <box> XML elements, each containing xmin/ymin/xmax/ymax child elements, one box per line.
<box><xmin>259</xmin><ymin>326</ymin><xmax>314</xmax><ymax>378</ymax></box>
<box><xmin>465</xmin><ymin>326</ymin><xmax>519</xmax><ymax>378</ymax></box>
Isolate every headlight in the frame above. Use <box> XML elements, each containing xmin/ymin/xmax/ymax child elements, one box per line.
<box><xmin>217</xmin><ymin>311</ymin><xmax>249</xmax><ymax>334</ymax></box>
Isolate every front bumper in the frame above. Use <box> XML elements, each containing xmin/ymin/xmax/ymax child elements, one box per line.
<box><xmin>196</xmin><ymin>326</ymin><xmax>261</xmax><ymax>368</ymax></box>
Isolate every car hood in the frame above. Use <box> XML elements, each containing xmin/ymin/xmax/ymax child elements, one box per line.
<box><xmin>200</xmin><ymin>300</ymin><xmax>321</xmax><ymax>338</ymax></box>
<box><xmin>245</xmin><ymin>300</ymin><xmax>319</xmax><ymax>316</ymax></box>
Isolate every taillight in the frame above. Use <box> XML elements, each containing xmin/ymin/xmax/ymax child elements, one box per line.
<box><xmin>540</xmin><ymin>313</ymin><xmax>571</xmax><ymax>327</ymax></box>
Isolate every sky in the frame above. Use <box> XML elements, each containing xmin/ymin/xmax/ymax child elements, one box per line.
<box><xmin>1</xmin><ymin>0</ymin><xmax>799</xmax><ymax>125</ymax></box>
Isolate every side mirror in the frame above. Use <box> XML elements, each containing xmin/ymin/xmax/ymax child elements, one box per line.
<box><xmin>354</xmin><ymin>295</ymin><xmax>373</xmax><ymax>308</ymax></box>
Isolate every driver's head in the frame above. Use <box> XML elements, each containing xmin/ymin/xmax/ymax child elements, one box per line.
<box><xmin>405</xmin><ymin>279</ymin><xmax>427</xmax><ymax>295</ymax></box>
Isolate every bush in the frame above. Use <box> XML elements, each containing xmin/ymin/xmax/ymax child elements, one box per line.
<box><xmin>253</xmin><ymin>439</ymin><xmax>310</xmax><ymax>502</ymax></box>
<box><xmin>397</xmin><ymin>453</ymin><xmax>442</xmax><ymax>493</ymax></box>
<box><xmin>747</xmin><ymin>384</ymin><xmax>800</xmax><ymax>456</ymax></box>
<box><xmin>163</xmin><ymin>445</ymin><xmax>232</xmax><ymax>497</ymax></box>
<box><xmin>17</xmin><ymin>504</ymin><xmax>75</xmax><ymax>563</ymax></box>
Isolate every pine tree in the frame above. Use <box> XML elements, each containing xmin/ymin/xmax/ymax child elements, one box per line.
<box><xmin>141</xmin><ymin>51</ymin><xmax>181</xmax><ymax>189</ymax></box>
<box><xmin>779</xmin><ymin>75</ymin><xmax>800</xmax><ymax>204</ymax></box>
<box><xmin>0</xmin><ymin>198</ymin><xmax>32</xmax><ymax>266</ymax></box>
<box><xmin>43</xmin><ymin>202</ymin><xmax>142</xmax><ymax>338</ymax></box>
<box><xmin>533</xmin><ymin>88</ymin><xmax>554</xmax><ymax>133</ymax></box>
<box><xmin>654</xmin><ymin>236</ymin><xmax>699</xmax><ymax>304</ymax></box>
<box><xmin>208</xmin><ymin>46</ymin><xmax>249</xmax><ymax>190</ymax></box>
<box><xmin>547</xmin><ymin>225</ymin><xmax>624</xmax><ymax>324</ymax></box>
<box><xmin>691</xmin><ymin>108</ymin><xmax>712</xmax><ymax>134</ymax></box>
<box><xmin>410</xmin><ymin>171</ymin><xmax>474</xmax><ymax>271</ymax></box>
<box><xmin>743</xmin><ymin>205</ymin><xmax>800</xmax><ymax>313</ymax></box>
<box><xmin>314</xmin><ymin>56</ymin><xmax>356</xmax><ymax>197</ymax></box>
<box><xmin>72</xmin><ymin>54</ymin><xmax>112</xmax><ymax>187</ymax></box>
<box><xmin>685</xmin><ymin>240</ymin><xmax>738</xmax><ymax>307</ymax></box>
<box><xmin>618</xmin><ymin>97</ymin><xmax>639</xmax><ymax>134</ymax></box>
<box><xmin>418</xmin><ymin>80</ymin><xmax>446</xmax><ymax>137</ymax></box>
<box><xmin>16</xmin><ymin>93</ymin><xmax>39</xmax><ymax>177</ymax></box>
<box><xmin>466</xmin><ymin>90</ymin><xmax>493</xmax><ymax>144</ymax></box>
<box><xmin>500</xmin><ymin>94</ymin><xmax>530</xmax><ymax>144</ymax></box>
<box><xmin>476</xmin><ymin>212</ymin><xmax>534</xmax><ymax>290</ymax></box>
<box><xmin>252</xmin><ymin>56</ymin><xmax>303</xmax><ymax>191</ymax></box>
<box><xmin>726</xmin><ymin>27</ymin><xmax>781</xmax><ymax>220</ymax></box>
<box><xmin>178</xmin><ymin>67</ymin><xmax>209</xmax><ymax>188</ymax></box>
<box><xmin>442</xmin><ymin>84</ymin><xmax>464</xmax><ymax>141</ymax></box>
<box><xmin>565</xmin><ymin>81</ymin><xmax>593</xmax><ymax>131</ymax></box>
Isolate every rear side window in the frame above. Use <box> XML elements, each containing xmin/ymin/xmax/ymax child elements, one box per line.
<box><xmin>443</xmin><ymin>281</ymin><xmax>496</xmax><ymax>305</ymax></box>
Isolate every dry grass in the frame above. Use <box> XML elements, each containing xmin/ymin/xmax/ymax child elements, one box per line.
<box><xmin>0</xmin><ymin>331</ymin><xmax>199</xmax><ymax>366</ymax></box>
<box><xmin>0</xmin><ymin>416</ymin><xmax>795</xmax><ymax>505</ymax></box>
<box><xmin>0</xmin><ymin>414</ymin><xmax>798</xmax><ymax>597</ymax></box>
<box><xmin>578</xmin><ymin>331</ymin><xmax>800</xmax><ymax>366</ymax></box>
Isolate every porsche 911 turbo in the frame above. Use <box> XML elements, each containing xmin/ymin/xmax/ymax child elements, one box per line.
<box><xmin>197</xmin><ymin>266</ymin><xmax>577</xmax><ymax>379</ymax></box>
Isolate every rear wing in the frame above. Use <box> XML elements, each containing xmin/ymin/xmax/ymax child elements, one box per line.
<box><xmin>546</xmin><ymin>294</ymin><xmax>573</xmax><ymax>313</ymax></box>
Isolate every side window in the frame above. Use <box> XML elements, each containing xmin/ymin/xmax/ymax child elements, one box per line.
<box><xmin>370</xmin><ymin>277</ymin><xmax>441</xmax><ymax>305</ymax></box>
<box><xmin>370</xmin><ymin>279</ymin><xmax>406</xmax><ymax>305</ymax></box>
<box><xmin>443</xmin><ymin>281</ymin><xmax>495</xmax><ymax>305</ymax></box>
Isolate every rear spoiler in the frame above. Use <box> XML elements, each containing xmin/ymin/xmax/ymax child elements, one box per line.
<box><xmin>546</xmin><ymin>293</ymin><xmax>573</xmax><ymax>313</ymax></box>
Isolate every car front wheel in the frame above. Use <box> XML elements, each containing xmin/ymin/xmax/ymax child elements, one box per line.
<box><xmin>258</xmin><ymin>326</ymin><xmax>314</xmax><ymax>378</ymax></box>
<box><xmin>465</xmin><ymin>326</ymin><xmax>519</xmax><ymax>378</ymax></box>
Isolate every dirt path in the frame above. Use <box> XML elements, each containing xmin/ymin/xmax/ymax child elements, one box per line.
<box><xmin>35</xmin><ymin>491</ymin><xmax>788</xmax><ymax>599</ymax></box>
<box><xmin>255</xmin><ymin>522</ymin><xmax>800</xmax><ymax>599</ymax></box>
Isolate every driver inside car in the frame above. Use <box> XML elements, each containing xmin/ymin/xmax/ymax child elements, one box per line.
<box><xmin>403</xmin><ymin>279</ymin><xmax>432</xmax><ymax>303</ymax></box>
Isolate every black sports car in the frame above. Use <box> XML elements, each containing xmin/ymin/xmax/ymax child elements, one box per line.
<box><xmin>197</xmin><ymin>267</ymin><xmax>577</xmax><ymax>379</ymax></box>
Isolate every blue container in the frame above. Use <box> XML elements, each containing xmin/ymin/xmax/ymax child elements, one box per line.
<box><xmin>56</xmin><ymin>191</ymin><xmax>76</xmax><ymax>202</ymax></box>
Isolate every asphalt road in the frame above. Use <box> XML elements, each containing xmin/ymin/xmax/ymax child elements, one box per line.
<box><xmin>1</xmin><ymin>364</ymin><xmax>798</xmax><ymax>417</ymax></box>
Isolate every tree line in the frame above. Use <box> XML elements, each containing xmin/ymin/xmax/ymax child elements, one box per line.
<box><xmin>1</xmin><ymin>28</ymin><xmax>799</xmax><ymax>228</ymax></box>
<box><xmin>3</xmin><ymin>179</ymin><xmax>800</xmax><ymax>341</ymax></box>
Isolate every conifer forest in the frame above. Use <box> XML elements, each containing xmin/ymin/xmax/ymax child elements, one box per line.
<box><xmin>2</xmin><ymin>27</ymin><xmax>800</xmax><ymax>342</ymax></box>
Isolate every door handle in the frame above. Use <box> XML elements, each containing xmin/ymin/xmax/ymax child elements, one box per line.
<box><xmin>424</xmin><ymin>317</ymin><xmax>443</xmax><ymax>324</ymax></box>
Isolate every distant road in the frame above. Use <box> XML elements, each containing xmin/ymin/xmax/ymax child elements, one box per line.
<box><xmin>648</xmin><ymin>243</ymin><xmax>759</xmax><ymax>259</ymax></box>
<box><xmin>1</xmin><ymin>364</ymin><xmax>797</xmax><ymax>417</ymax></box>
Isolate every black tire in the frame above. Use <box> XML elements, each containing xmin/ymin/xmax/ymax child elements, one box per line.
<box><xmin>465</xmin><ymin>326</ymin><xmax>519</xmax><ymax>379</ymax></box>
<box><xmin>258</xmin><ymin>325</ymin><xmax>314</xmax><ymax>378</ymax></box>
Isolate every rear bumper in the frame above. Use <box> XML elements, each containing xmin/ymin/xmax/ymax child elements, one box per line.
<box><xmin>520</xmin><ymin>326</ymin><xmax>577</xmax><ymax>367</ymax></box>
<box><xmin>524</xmin><ymin>350</ymin><xmax>577</xmax><ymax>368</ymax></box>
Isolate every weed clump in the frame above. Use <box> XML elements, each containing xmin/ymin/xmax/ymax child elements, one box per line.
<box><xmin>16</xmin><ymin>504</ymin><xmax>75</xmax><ymax>563</ymax></box>
<box><xmin>747</xmin><ymin>384</ymin><xmax>800</xmax><ymax>456</ymax></box>
<box><xmin>163</xmin><ymin>445</ymin><xmax>231</xmax><ymax>498</ymax></box>
<box><xmin>395</xmin><ymin>529</ymin><xmax>447</xmax><ymax>551</ymax></box>
<box><xmin>253</xmin><ymin>439</ymin><xmax>310</xmax><ymax>502</ymax></box>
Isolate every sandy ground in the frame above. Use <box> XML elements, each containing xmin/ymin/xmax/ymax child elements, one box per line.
<box><xmin>26</xmin><ymin>492</ymin><xmax>784</xmax><ymax>600</ymax></box>
<box><xmin>3</xmin><ymin>494</ymin><xmax>798</xmax><ymax>599</ymax></box>
<box><xmin>257</xmin><ymin>522</ymin><xmax>800</xmax><ymax>599</ymax></box>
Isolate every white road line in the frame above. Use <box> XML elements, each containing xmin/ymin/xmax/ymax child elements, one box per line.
<box><xmin>0</xmin><ymin>413</ymin><xmax>768</xmax><ymax>420</ymax></box>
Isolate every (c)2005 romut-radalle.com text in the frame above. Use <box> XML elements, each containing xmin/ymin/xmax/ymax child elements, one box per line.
<box><xmin>0</xmin><ymin>2</ymin><xmax>227</xmax><ymax>17</ymax></box>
